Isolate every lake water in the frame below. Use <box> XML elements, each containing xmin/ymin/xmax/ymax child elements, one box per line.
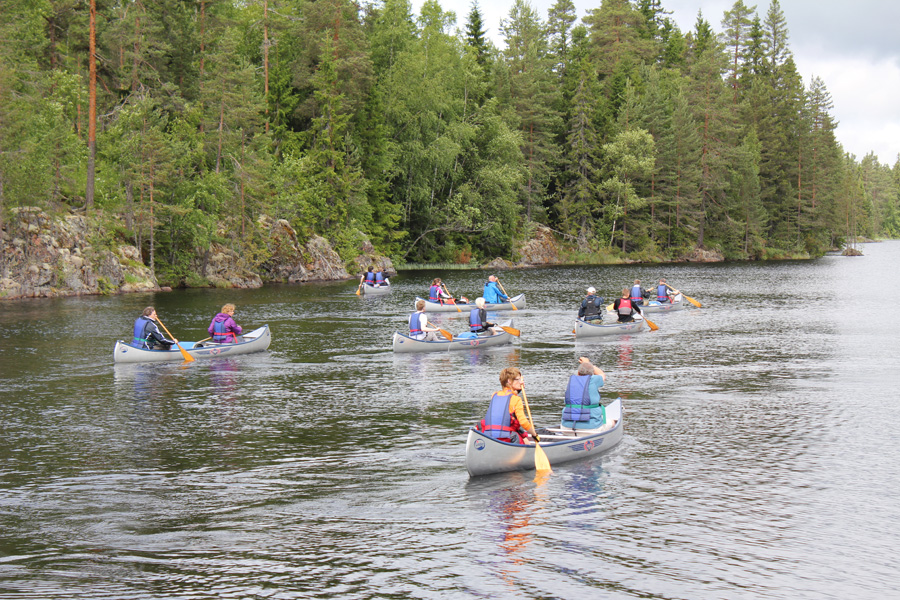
<box><xmin>1</xmin><ymin>243</ymin><xmax>898</xmax><ymax>599</ymax></box>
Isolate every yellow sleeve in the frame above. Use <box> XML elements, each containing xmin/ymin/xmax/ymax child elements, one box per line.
<box><xmin>510</xmin><ymin>395</ymin><xmax>533</xmax><ymax>431</ymax></box>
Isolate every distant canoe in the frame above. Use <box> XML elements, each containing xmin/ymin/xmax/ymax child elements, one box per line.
<box><xmin>465</xmin><ymin>398</ymin><xmax>624</xmax><ymax>477</ymax></box>
<box><xmin>392</xmin><ymin>320</ymin><xmax>515</xmax><ymax>353</ymax></box>
<box><xmin>574</xmin><ymin>317</ymin><xmax>646</xmax><ymax>338</ymax></box>
<box><xmin>362</xmin><ymin>283</ymin><xmax>391</xmax><ymax>295</ymax></box>
<box><xmin>113</xmin><ymin>325</ymin><xmax>271</xmax><ymax>363</ymax></box>
<box><xmin>415</xmin><ymin>293</ymin><xmax>526</xmax><ymax>312</ymax></box>
<box><xmin>639</xmin><ymin>293</ymin><xmax>688</xmax><ymax>313</ymax></box>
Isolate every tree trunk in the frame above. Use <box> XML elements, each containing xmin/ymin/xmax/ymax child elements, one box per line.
<box><xmin>86</xmin><ymin>0</ymin><xmax>97</xmax><ymax>210</ymax></box>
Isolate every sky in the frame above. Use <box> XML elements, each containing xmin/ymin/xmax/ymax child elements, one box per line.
<box><xmin>408</xmin><ymin>0</ymin><xmax>900</xmax><ymax>165</ymax></box>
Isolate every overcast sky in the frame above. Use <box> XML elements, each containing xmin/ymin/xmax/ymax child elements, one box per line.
<box><xmin>408</xmin><ymin>0</ymin><xmax>900</xmax><ymax>165</ymax></box>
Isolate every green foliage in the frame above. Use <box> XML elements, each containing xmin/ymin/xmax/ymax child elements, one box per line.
<box><xmin>0</xmin><ymin>0</ymin><xmax>885</xmax><ymax>286</ymax></box>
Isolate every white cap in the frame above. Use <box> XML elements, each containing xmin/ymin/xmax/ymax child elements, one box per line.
<box><xmin>586</xmin><ymin>286</ymin><xmax>596</xmax><ymax>293</ymax></box>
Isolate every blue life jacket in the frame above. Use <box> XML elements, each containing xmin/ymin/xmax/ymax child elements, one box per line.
<box><xmin>409</xmin><ymin>313</ymin><xmax>423</xmax><ymax>335</ymax></box>
<box><xmin>212</xmin><ymin>319</ymin><xmax>236</xmax><ymax>343</ymax></box>
<box><xmin>631</xmin><ymin>285</ymin><xmax>643</xmax><ymax>302</ymax></box>
<box><xmin>365</xmin><ymin>271</ymin><xmax>376</xmax><ymax>284</ymax></box>
<box><xmin>562</xmin><ymin>375</ymin><xmax>599</xmax><ymax>422</ymax></box>
<box><xmin>617</xmin><ymin>297</ymin><xmax>633</xmax><ymax>315</ymax></box>
<box><xmin>375</xmin><ymin>272</ymin><xmax>386</xmax><ymax>284</ymax></box>
<box><xmin>130</xmin><ymin>316</ymin><xmax>153</xmax><ymax>348</ymax></box>
<box><xmin>429</xmin><ymin>285</ymin><xmax>442</xmax><ymax>301</ymax></box>
<box><xmin>658</xmin><ymin>284</ymin><xmax>669</xmax><ymax>302</ymax></box>
<box><xmin>482</xmin><ymin>391</ymin><xmax>518</xmax><ymax>440</ymax></box>
<box><xmin>470</xmin><ymin>308</ymin><xmax>484</xmax><ymax>332</ymax></box>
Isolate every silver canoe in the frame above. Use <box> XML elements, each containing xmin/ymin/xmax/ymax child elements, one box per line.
<box><xmin>392</xmin><ymin>320</ymin><xmax>515</xmax><ymax>353</ymax></box>
<box><xmin>465</xmin><ymin>398</ymin><xmax>624</xmax><ymax>477</ymax></box>
<box><xmin>113</xmin><ymin>325</ymin><xmax>271</xmax><ymax>363</ymax></box>
<box><xmin>639</xmin><ymin>293</ymin><xmax>687</xmax><ymax>313</ymax></box>
<box><xmin>362</xmin><ymin>283</ymin><xmax>391</xmax><ymax>295</ymax></box>
<box><xmin>415</xmin><ymin>293</ymin><xmax>526</xmax><ymax>312</ymax></box>
<box><xmin>574</xmin><ymin>317</ymin><xmax>646</xmax><ymax>338</ymax></box>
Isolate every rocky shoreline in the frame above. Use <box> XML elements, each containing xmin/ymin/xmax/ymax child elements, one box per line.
<box><xmin>1</xmin><ymin>207</ymin><xmax>727</xmax><ymax>301</ymax></box>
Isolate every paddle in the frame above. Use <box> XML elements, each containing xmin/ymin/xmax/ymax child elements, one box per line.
<box><xmin>427</xmin><ymin>321</ymin><xmax>453</xmax><ymax>341</ymax></box>
<box><xmin>496</xmin><ymin>280</ymin><xmax>518</xmax><ymax>310</ymax></box>
<box><xmin>442</xmin><ymin>284</ymin><xmax>461</xmax><ymax>312</ymax></box>
<box><xmin>682</xmin><ymin>293</ymin><xmax>702</xmax><ymax>308</ymax></box>
<box><xmin>154</xmin><ymin>316</ymin><xmax>195</xmax><ymax>363</ymax></box>
<box><xmin>498</xmin><ymin>325</ymin><xmax>521</xmax><ymax>337</ymax></box>
<box><xmin>640</xmin><ymin>313</ymin><xmax>659</xmax><ymax>331</ymax></box>
<box><xmin>355</xmin><ymin>282</ymin><xmax>362</xmax><ymax>296</ymax></box>
<box><xmin>520</xmin><ymin>388</ymin><xmax>551</xmax><ymax>473</ymax></box>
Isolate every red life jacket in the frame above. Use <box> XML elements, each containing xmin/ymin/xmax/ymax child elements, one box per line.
<box><xmin>617</xmin><ymin>297</ymin><xmax>632</xmax><ymax>315</ymax></box>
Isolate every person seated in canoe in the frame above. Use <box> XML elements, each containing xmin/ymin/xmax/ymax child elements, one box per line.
<box><xmin>208</xmin><ymin>303</ymin><xmax>243</xmax><ymax>343</ymax></box>
<box><xmin>428</xmin><ymin>277</ymin><xmax>453</xmax><ymax>303</ymax></box>
<box><xmin>477</xmin><ymin>367</ymin><xmax>539</xmax><ymax>445</ymax></box>
<box><xmin>130</xmin><ymin>306</ymin><xmax>176</xmax><ymax>350</ymax></box>
<box><xmin>578</xmin><ymin>286</ymin><xmax>604</xmax><ymax>322</ymax></box>
<box><xmin>483</xmin><ymin>275</ymin><xmax>509</xmax><ymax>304</ymax></box>
<box><xmin>374</xmin><ymin>267</ymin><xmax>389</xmax><ymax>287</ymax></box>
<box><xmin>630</xmin><ymin>279</ymin><xmax>649</xmax><ymax>305</ymax></box>
<box><xmin>613</xmin><ymin>288</ymin><xmax>643</xmax><ymax>323</ymax></box>
<box><xmin>561</xmin><ymin>357</ymin><xmax>608</xmax><ymax>429</ymax></box>
<box><xmin>655</xmin><ymin>277</ymin><xmax>679</xmax><ymax>303</ymax></box>
<box><xmin>470</xmin><ymin>297</ymin><xmax>502</xmax><ymax>335</ymax></box>
<box><xmin>360</xmin><ymin>266</ymin><xmax>377</xmax><ymax>287</ymax></box>
<box><xmin>410</xmin><ymin>299</ymin><xmax>441</xmax><ymax>341</ymax></box>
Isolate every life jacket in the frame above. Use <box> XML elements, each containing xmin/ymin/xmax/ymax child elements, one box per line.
<box><xmin>131</xmin><ymin>316</ymin><xmax>153</xmax><ymax>348</ymax></box>
<box><xmin>631</xmin><ymin>285</ymin><xmax>643</xmax><ymax>302</ymax></box>
<box><xmin>562</xmin><ymin>375</ymin><xmax>599</xmax><ymax>422</ymax></box>
<box><xmin>429</xmin><ymin>284</ymin><xmax>442</xmax><ymax>301</ymax></box>
<box><xmin>212</xmin><ymin>318</ymin><xmax>236</xmax><ymax>343</ymax></box>
<box><xmin>480</xmin><ymin>391</ymin><xmax>522</xmax><ymax>442</ymax></box>
<box><xmin>375</xmin><ymin>271</ymin><xmax>386</xmax><ymax>284</ymax></box>
<box><xmin>409</xmin><ymin>312</ymin><xmax>423</xmax><ymax>335</ymax></box>
<box><xmin>617</xmin><ymin>297</ymin><xmax>632</xmax><ymax>315</ymax></box>
<box><xmin>364</xmin><ymin>271</ymin><xmax>376</xmax><ymax>284</ymax></box>
<box><xmin>470</xmin><ymin>308</ymin><xmax>484</xmax><ymax>332</ymax></box>
<box><xmin>582</xmin><ymin>295</ymin><xmax>601</xmax><ymax>318</ymax></box>
<box><xmin>658</xmin><ymin>284</ymin><xmax>669</xmax><ymax>302</ymax></box>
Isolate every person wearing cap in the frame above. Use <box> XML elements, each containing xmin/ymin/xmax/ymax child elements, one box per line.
<box><xmin>655</xmin><ymin>277</ymin><xmax>679</xmax><ymax>303</ymax></box>
<box><xmin>613</xmin><ymin>287</ymin><xmax>643</xmax><ymax>322</ymax></box>
<box><xmin>482</xmin><ymin>275</ymin><xmax>508</xmax><ymax>304</ymax></box>
<box><xmin>469</xmin><ymin>297</ymin><xmax>502</xmax><ymax>334</ymax></box>
<box><xmin>578</xmin><ymin>286</ymin><xmax>604</xmax><ymax>322</ymax></box>
<box><xmin>561</xmin><ymin>357</ymin><xmax>608</xmax><ymax>430</ymax></box>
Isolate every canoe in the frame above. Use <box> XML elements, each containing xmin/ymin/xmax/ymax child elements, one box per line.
<box><xmin>362</xmin><ymin>283</ymin><xmax>391</xmax><ymax>295</ymax></box>
<box><xmin>639</xmin><ymin>293</ymin><xmax>687</xmax><ymax>313</ymax></box>
<box><xmin>392</xmin><ymin>320</ymin><xmax>515</xmax><ymax>353</ymax></box>
<box><xmin>113</xmin><ymin>325</ymin><xmax>271</xmax><ymax>363</ymax></box>
<box><xmin>465</xmin><ymin>398</ymin><xmax>624</xmax><ymax>477</ymax></box>
<box><xmin>415</xmin><ymin>293</ymin><xmax>526</xmax><ymax>312</ymax></box>
<box><xmin>574</xmin><ymin>317</ymin><xmax>646</xmax><ymax>338</ymax></box>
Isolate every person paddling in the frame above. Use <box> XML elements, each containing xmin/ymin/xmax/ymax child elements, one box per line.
<box><xmin>613</xmin><ymin>287</ymin><xmax>642</xmax><ymax>322</ymax></box>
<box><xmin>578</xmin><ymin>286</ymin><xmax>604</xmax><ymax>322</ymax></box>
<box><xmin>130</xmin><ymin>307</ymin><xmax>176</xmax><ymax>350</ymax></box>
<box><xmin>477</xmin><ymin>367</ymin><xmax>538</xmax><ymax>445</ymax></box>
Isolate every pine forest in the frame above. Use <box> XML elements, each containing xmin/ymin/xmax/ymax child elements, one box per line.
<box><xmin>2</xmin><ymin>0</ymin><xmax>899</xmax><ymax>285</ymax></box>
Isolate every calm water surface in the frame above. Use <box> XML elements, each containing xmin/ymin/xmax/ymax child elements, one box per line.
<box><xmin>1</xmin><ymin>243</ymin><xmax>898</xmax><ymax>599</ymax></box>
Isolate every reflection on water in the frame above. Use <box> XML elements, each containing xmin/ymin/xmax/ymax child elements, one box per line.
<box><xmin>2</xmin><ymin>246</ymin><xmax>900</xmax><ymax>598</ymax></box>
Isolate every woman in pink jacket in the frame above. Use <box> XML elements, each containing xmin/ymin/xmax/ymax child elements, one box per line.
<box><xmin>208</xmin><ymin>303</ymin><xmax>243</xmax><ymax>343</ymax></box>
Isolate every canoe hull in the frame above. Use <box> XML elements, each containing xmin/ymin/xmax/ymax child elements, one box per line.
<box><xmin>113</xmin><ymin>325</ymin><xmax>271</xmax><ymax>363</ymax></box>
<box><xmin>392</xmin><ymin>321</ymin><xmax>514</xmax><ymax>353</ymax></box>
<box><xmin>415</xmin><ymin>293</ymin><xmax>525</xmax><ymax>312</ymax></box>
<box><xmin>574</xmin><ymin>318</ymin><xmax>646</xmax><ymax>338</ymax></box>
<box><xmin>465</xmin><ymin>399</ymin><xmax>624</xmax><ymax>477</ymax></box>
<box><xmin>362</xmin><ymin>283</ymin><xmax>391</xmax><ymax>295</ymax></box>
<box><xmin>640</xmin><ymin>293</ymin><xmax>686</xmax><ymax>313</ymax></box>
